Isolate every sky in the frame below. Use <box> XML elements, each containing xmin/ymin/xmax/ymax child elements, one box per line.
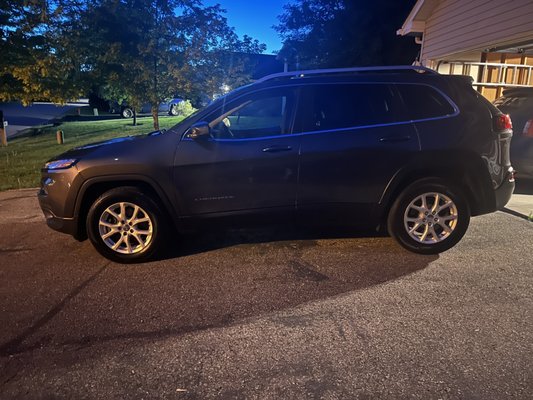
<box><xmin>203</xmin><ymin>0</ymin><xmax>290</xmax><ymax>54</ymax></box>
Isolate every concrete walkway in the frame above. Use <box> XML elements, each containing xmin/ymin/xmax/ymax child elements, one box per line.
<box><xmin>505</xmin><ymin>193</ymin><xmax>533</xmax><ymax>220</ymax></box>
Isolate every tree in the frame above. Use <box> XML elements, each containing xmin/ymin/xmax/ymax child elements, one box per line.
<box><xmin>76</xmin><ymin>0</ymin><xmax>265</xmax><ymax>129</ymax></box>
<box><xmin>189</xmin><ymin>34</ymin><xmax>267</xmax><ymax>102</ymax></box>
<box><xmin>0</xmin><ymin>0</ymin><xmax>88</xmax><ymax>104</ymax></box>
<box><xmin>275</xmin><ymin>0</ymin><xmax>419</xmax><ymax>69</ymax></box>
<box><xmin>1</xmin><ymin>0</ymin><xmax>265</xmax><ymax>130</ymax></box>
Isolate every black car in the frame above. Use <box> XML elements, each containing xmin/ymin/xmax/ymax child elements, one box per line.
<box><xmin>38</xmin><ymin>66</ymin><xmax>515</xmax><ymax>263</ymax></box>
<box><xmin>493</xmin><ymin>88</ymin><xmax>533</xmax><ymax>179</ymax></box>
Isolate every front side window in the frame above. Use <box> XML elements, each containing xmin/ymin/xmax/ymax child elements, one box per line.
<box><xmin>206</xmin><ymin>88</ymin><xmax>295</xmax><ymax>139</ymax></box>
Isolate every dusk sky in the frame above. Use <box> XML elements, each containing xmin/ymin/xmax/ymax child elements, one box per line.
<box><xmin>203</xmin><ymin>0</ymin><xmax>290</xmax><ymax>54</ymax></box>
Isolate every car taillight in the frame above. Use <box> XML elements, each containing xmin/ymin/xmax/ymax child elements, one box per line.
<box><xmin>494</xmin><ymin>114</ymin><xmax>513</xmax><ymax>132</ymax></box>
<box><xmin>522</xmin><ymin>119</ymin><xmax>533</xmax><ymax>137</ymax></box>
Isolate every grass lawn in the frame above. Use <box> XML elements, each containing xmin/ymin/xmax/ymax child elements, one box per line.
<box><xmin>0</xmin><ymin>116</ymin><xmax>184</xmax><ymax>191</ymax></box>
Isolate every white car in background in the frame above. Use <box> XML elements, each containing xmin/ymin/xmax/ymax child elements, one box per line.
<box><xmin>112</xmin><ymin>98</ymin><xmax>184</xmax><ymax>118</ymax></box>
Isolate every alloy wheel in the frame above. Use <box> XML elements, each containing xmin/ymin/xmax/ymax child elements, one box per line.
<box><xmin>403</xmin><ymin>192</ymin><xmax>458</xmax><ymax>244</ymax></box>
<box><xmin>98</xmin><ymin>202</ymin><xmax>153</xmax><ymax>254</ymax></box>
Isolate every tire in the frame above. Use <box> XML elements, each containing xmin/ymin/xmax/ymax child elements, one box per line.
<box><xmin>121</xmin><ymin>108</ymin><xmax>133</xmax><ymax>118</ymax></box>
<box><xmin>169</xmin><ymin>104</ymin><xmax>179</xmax><ymax>116</ymax></box>
<box><xmin>86</xmin><ymin>187</ymin><xmax>167</xmax><ymax>263</ymax></box>
<box><xmin>387</xmin><ymin>178</ymin><xmax>470</xmax><ymax>254</ymax></box>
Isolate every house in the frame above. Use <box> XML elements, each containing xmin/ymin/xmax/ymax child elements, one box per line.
<box><xmin>397</xmin><ymin>0</ymin><xmax>533</xmax><ymax>100</ymax></box>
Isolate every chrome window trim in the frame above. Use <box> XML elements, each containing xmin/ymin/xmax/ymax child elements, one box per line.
<box><xmin>181</xmin><ymin>82</ymin><xmax>460</xmax><ymax>143</ymax></box>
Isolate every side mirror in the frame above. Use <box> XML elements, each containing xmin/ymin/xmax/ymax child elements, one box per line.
<box><xmin>187</xmin><ymin>121</ymin><xmax>211</xmax><ymax>139</ymax></box>
<box><xmin>148</xmin><ymin>128</ymin><xmax>166</xmax><ymax>137</ymax></box>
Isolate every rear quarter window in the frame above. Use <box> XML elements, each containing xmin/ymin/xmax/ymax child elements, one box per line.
<box><xmin>396</xmin><ymin>84</ymin><xmax>456</xmax><ymax>120</ymax></box>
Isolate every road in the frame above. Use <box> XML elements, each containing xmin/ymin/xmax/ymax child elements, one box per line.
<box><xmin>0</xmin><ymin>101</ymin><xmax>88</xmax><ymax>138</ymax></box>
<box><xmin>0</xmin><ymin>189</ymin><xmax>532</xmax><ymax>399</ymax></box>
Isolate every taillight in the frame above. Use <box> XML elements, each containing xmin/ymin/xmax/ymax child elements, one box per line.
<box><xmin>523</xmin><ymin>119</ymin><xmax>533</xmax><ymax>137</ymax></box>
<box><xmin>494</xmin><ymin>114</ymin><xmax>513</xmax><ymax>132</ymax></box>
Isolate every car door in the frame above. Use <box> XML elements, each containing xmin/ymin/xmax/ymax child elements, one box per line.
<box><xmin>296</xmin><ymin>82</ymin><xmax>420</xmax><ymax>224</ymax></box>
<box><xmin>173</xmin><ymin>86</ymin><xmax>301</xmax><ymax>216</ymax></box>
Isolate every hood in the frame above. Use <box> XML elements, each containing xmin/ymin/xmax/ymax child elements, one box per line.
<box><xmin>46</xmin><ymin>135</ymin><xmax>147</xmax><ymax>163</ymax></box>
<box><xmin>73</xmin><ymin>136</ymin><xmax>137</xmax><ymax>150</ymax></box>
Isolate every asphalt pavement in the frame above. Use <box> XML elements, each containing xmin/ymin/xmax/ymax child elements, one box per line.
<box><xmin>0</xmin><ymin>189</ymin><xmax>532</xmax><ymax>399</ymax></box>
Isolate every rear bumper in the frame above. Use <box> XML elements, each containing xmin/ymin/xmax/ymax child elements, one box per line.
<box><xmin>494</xmin><ymin>168</ymin><xmax>515</xmax><ymax>210</ymax></box>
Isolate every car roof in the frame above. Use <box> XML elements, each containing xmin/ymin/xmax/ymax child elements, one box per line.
<box><xmin>501</xmin><ymin>87</ymin><xmax>533</xmax><ymax>98</ymax></box>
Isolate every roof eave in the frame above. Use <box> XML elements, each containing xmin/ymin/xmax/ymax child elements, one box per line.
<box><xmin>396</xmin><ymin>20</ymin><xmax>426</xmax><ymax>36</ymax></box>
<box><xmin>397</xmin><ymin>0</ymin><xmax>428</xmax><ymax>36</ymax></box>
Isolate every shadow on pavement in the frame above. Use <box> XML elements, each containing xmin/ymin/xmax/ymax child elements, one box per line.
<box><xmin>0</xmin><ymin>223</ymin><xmax>437</xmax><ymax>358</ymax></box>
<box><xmin>159</xmin><ymin>225</ymin><xmax>389</xmax><ymax>259</ymax></box>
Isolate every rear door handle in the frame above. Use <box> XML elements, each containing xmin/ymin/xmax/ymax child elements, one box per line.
<box><xmin>262</xmin><ymin>146</ymin><xmax>293</xmax><ymax>153</ymax></box>
<box><xmin>379</xmin><ymin>135</ymin><xmax>411</xmax><ymax>143</ymax></box>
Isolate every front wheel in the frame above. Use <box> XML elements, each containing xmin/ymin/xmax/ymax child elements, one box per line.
<box><xmin>87</xmin><ymin>187</ymin><xmax>167</xmax><ymax>263</ymax></box>
<box><xmin>121</xmin><ymin>107</ymin><xmax>133</xmax><ymax>118</ymax></box>
<box><xmin>387</xmin><ymin>179</ymin><xmax>470</xmax><ymax>254</ymax></box>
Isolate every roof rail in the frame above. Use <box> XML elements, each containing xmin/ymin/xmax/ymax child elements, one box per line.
<box><xmin>256</xmin><ymin>65</ymin><xmax>438</xmax><ymax>83</ymax></box>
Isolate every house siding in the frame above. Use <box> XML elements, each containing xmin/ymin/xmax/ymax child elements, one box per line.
<box><xmin>421</xmin><ymin>0</ymin><xmax>533</xmax><ymax>63</ymax></box>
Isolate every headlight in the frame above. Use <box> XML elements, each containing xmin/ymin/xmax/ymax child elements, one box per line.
<box><xmin>44</xmin><ymin>159</ymin><xmax>77</xmax><ymax>170</ymax></box>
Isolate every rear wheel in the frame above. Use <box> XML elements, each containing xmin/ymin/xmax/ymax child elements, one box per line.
<box><xmin>87</xmin><ymin>187</ymin><xmax>167</xmax><ymax>263</ymax></box>
<box><xmin>169</xmin><ymin>104</ymin><xmax>179</xmax><ymax>116</ymax></box>
<box><xmin>387</xmin><ymin>178</ymin><xmax>470</xmax><ymax>254</ymax></box>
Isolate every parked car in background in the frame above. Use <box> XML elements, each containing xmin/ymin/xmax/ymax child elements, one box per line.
<box><xmin>118</xmin><ymin>98</ymin><xmax>184</xmax><ymax>118</ymax></box>
<box><xmin>38</xmin><ymin>66</ymin><xmax>515</xmax><ymax>263</ymax></box>
<box><xmin>493</xmin><ymin>88</ymin><xmax>533</xmax><ymax>180</ymax></box>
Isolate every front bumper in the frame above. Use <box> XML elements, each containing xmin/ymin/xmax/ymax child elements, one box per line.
<box><xmin>38</xmin><ymin>189</ymin><xmax>80</xmax><ymax>238</ymax></box>
<box><xmin>37</xmin><ymin>164</ymin><xmax>85</xmax><ymax>239</ymax></box>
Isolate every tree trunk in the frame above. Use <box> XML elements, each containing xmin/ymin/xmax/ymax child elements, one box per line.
<box><xmin>152</xmin><ymin>105</ymin><xmax>159</xmax><ymax>130</ymax></box>
<box><xmin>132</xmin><ymin>109</ymin><xmax>137</xmax><ymax>126</ymax></box>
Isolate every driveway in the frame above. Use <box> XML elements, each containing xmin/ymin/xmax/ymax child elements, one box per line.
<box><xmin>0</xmin><ymin>189</ymin><xmax>532</xmax><ymax>399</ymax></box>
<box><xmin>0</xmin><ymin>101</ymin><xmax>89</xmax><ymax>138</ymax></box>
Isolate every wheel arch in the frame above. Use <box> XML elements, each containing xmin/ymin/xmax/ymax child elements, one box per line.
<box><xmin>377</xmin><ymin>151</ymin><xmax>496</xmax><ymax>226</ymax></box>
<box><xmin>73</xmin><ymin>176</ymin><xmax>178</xmax><ymax>240</ymax></box>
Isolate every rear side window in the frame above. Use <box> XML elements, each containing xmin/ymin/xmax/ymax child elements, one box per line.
<box><xmin>396</xmin><ymin>84</ymin><xmax>456</xmax><ymax>120</ymax></box>
<box><xmin>305</xmin><ymin>83</ymin><xmax>403</xmax><ymax>131</ymax></box>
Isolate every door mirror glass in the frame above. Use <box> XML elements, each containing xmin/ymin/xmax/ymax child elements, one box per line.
<box><xmin>187</xmin><ymin>121</ymin><xmax>211</xmax><ymax>139</ymax></box>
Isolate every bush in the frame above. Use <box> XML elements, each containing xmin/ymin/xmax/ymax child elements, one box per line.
<box><xmin>175</xmin><ymin>100</ymin><xmax>196</xmax><ymax>117</ymax></box>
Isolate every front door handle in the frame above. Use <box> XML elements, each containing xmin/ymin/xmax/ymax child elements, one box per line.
<box><xmin>379</xmin><ymin>135</ymin><xmax>412</xmax><ymax>143</ymax></box>
<box><xmin>262</xmin><ymin>146</ymin><xmax>293</xmax><ymax>153</ymax></box>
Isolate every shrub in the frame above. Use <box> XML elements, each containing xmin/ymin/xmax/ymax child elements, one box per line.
<box><xmin>175</xmin><ymin>100</ymin><xmax>196</xmax><ymax>117</ymax></box>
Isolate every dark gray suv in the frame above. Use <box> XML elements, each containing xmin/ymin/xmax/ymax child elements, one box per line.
<box><xmin>38</xmin><ymin>66</ymin><xmax>515</xmax><ymax>263</ymax></box>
